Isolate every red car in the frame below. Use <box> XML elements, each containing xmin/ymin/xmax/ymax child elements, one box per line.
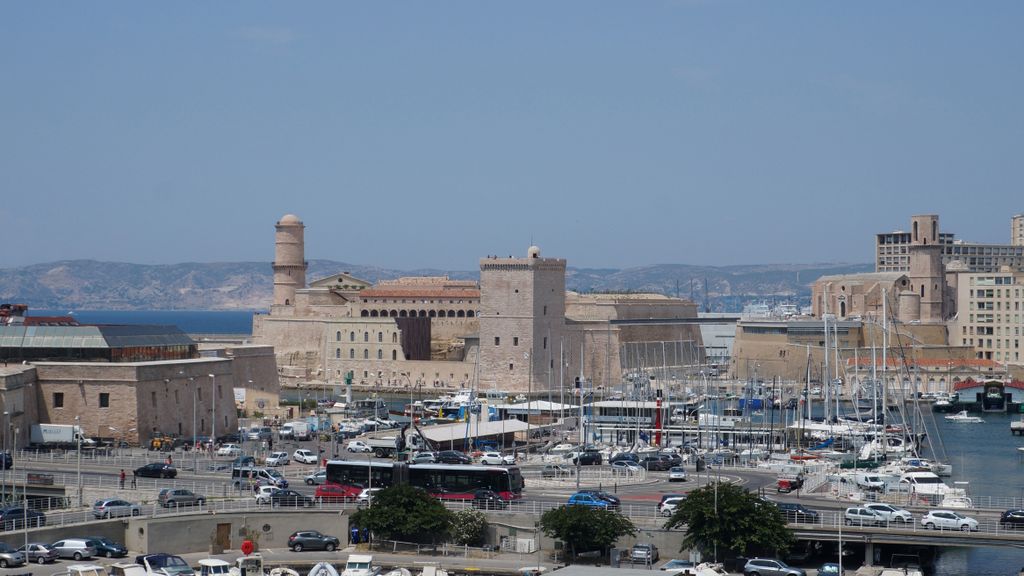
<box><xmin>315</xmin><ymin>484</ymin><xmax>359</xmax><ymax>503</ymax></box>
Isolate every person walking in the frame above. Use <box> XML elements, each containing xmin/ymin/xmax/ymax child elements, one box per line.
<box><xmin>119</xmin><ymin>469</ymin><xmax>126</xmax><ymax>489</ymax></box>
<box><xmin>131</xmin><ymin>470</ymin><xmax>137</xmax><ymax>489</ymax></box>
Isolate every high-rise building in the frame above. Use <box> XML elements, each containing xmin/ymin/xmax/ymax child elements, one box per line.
<box><xmin>1013</xmin><ymin>214</ymin><xmax>1024</xmax><ymax>247</ymax></box>
<box><xmin>876</xmin><ymin>214</ymin><xmax>1024</xmax><ymax>273</ymax></box>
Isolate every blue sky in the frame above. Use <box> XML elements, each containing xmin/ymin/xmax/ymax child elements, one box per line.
<box><xmin>2</xmin><ymin>3</ymin><xmax>1022</xmax><ymax>270</ymax></box>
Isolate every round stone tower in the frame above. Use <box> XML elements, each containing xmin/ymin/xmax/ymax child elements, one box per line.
<box><xmin>273</xmin><ymin>214</ymin><xmax>307</xmax><ymax>307</ymax></box>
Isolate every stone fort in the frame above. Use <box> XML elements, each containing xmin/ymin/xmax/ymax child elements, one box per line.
<box><xmin>253</xmin><ymin>214</ymin><xmax>705</xmax><ymax>395</ymax></box>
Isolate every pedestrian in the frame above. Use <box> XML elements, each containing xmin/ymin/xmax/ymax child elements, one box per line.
<box><xmin>131</xmin><ymin>471</ymin><xmax>137</xmax><ymax>489</ymax></box>
<box><xmin>166</xmin><ymin>454</ymin><xmax>173</xmax><ymax>466</ymax></box>
<box><xmin>119</xmin><ymin>469</ymin><xmax>126</xmax><ymax>489</ymax></box>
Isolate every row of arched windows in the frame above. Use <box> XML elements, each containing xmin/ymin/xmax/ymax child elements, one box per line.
<box><xmin>336</xmin><ymin>331</ymin><xmax>399</xmax><ymax>343</ymax></box>
<box><xmin>335</xmin><ymin>348</ymin><xmax>399</xmax><ymax>361</ymax></box>
<box><xmin>359</xmin><ymin>309</ymin><xmax>476</xmax><ymax>318</ymax></box>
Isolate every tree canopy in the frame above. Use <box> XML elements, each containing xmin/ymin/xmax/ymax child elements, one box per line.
<box><xmin>349</xmin><ymin>485</ymin><xmax>454</xmax><ymax>544</ymax></box>
<box><xmin>663</xmin><ymin>482</ymin><xmax>793</xmax><ymax>558</ymax></box>
<box><xmin>450</xmin><ymin>509</ymin><xmax>489</xmax><ymax>547</ymax></box>
<box><xmin>540</xmin><ymin>505</ymin><xmax>636</xmax><ymax>559</ymax></box>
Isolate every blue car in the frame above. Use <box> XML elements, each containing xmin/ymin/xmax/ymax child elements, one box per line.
<box><xmin>568</xmin><ymin>492</ymin><xmax>617</xmax><ymax>510</ymax></box>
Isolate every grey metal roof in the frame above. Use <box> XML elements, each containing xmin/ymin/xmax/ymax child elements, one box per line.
<box><xmin>0</xmin><ymin>324</ymin><xmax>194</xmax><ymax>349</ymax></box>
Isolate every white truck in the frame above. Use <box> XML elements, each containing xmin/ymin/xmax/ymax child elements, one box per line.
<box><xmin>279</xmin><ymin>421</ymin><xmax>312</xmax><ymax>441</ymax></box>
<box><xmin>30</xmin><ymin>424</ymin><xmax>96</xmax><ymax>449</ymax></box>
<box><xmin>364</xmin><ymin>429</ymin><xmax>426</xmax><ymax>458</ymax></box>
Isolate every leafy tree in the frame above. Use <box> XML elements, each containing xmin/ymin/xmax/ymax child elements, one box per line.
<box><xmin>450</xmin><ymin>509</ymin><xmax>488</xmax><ymax>546</ymax></box>
<box><xmin>663</xmin><ymin>482</ymin><xmax>793</xmax><ymax>559</ymax></box>
<box><xmin>540</xmin><ymin>505</ymin><xmax>636</xmax><ymax>560</ymax></box>
<box><xmin>349</xmin><ymin>485</ymin><xmax>453</xmax><ymax>545</ymax></box>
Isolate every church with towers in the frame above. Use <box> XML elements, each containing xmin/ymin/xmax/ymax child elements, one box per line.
<box><xmin>253</xmin><ymin>214</ymin><xmax>704</xmax><ymax>395</ymax></box>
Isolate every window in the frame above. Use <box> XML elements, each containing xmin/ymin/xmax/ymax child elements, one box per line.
<box><xmin>336</xmin><ymin>331</ymin><xmax>341</xmax><ymax>341</ymax></box>
<box><xmin>53</xmin><ymin>392</ymin><xmax>64</xmax><ymax>408</ymax></box>
<box><xmin>99</xmin><ymin>393</ymin><xmax>110</xmax><ymax>408</ymax></box>
<box><xmin>513</xmin><ymin>337</ymin><xmax>519</xmax><ymax>346</ymax></box>
<box><xmin>377</xmin><ymin>349</ymin><xmax>383</xmax><ymax>359</ymax></box>
<box><xmin>509</xmin><ymin>363</ymin><xmax>514</xmax><ymax>371</ymax></box>
<box><xmin>494</xmin><ymin>337</ymin><xmax>501</xmax><ymax>346</ymax></box>
<box><xmin>336</xmin><ymin>348</ymin><xmax>341</xmax><ymax>359</ymax></box>
<box><xmin>364</xmin><ymin>350</ymin><xmax>369</xmax><ymax>359</ymax></box>
<box><xmin>350</xmin><ymin>348</ymin><xmax>355</xmax><ymax>359</ymax></box>
<box><xmin>151</xmin><ymin>391</ymin><xmax>157</xmax><ymax>407</ymax></box>
<box><xmin>378</xmin><ymin>332</ymin><xmax>383</xmax><ymax>342</ymax></box>
<box><xmin>543</xmin><ymin>336</ymin><xmax>547</xmax><ymax>350</ymax></box>
<box><xmin>364</xmin><ymin>332</ymin><xmax>369</xmax><ymax>342</ymax></box>
<box><xmin>392</xmin><ymin>350</ymin><xmax>397</xmax><ymax>360</ymax></box>
<box><xmin>350</xmin><ymin>332</ymin><xmax>356</xmax><ymax>342</ymax></box>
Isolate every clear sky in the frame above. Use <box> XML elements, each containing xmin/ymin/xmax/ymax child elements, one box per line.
<box><xmin>2</xmin><ymin>3</ymin><xmax>1022</xmax><ymax>270</ymax></box>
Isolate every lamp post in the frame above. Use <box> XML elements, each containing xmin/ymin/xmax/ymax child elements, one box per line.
<box><xmin>209</xmin><ymin>373</ymin><xmax>217</xmax><ymax>449</ymax></box>
<box><xmin>75</xmin><ymin>416</ymin><xmax>82</xmax><ymax>507</ymax></box>
<box><xmin>2</xmin><ymin>411</ymin><xmax>7</xmax><ymax>505</ymax></box>
<box><xmin>191</xmin><ymin>377</ymin><xmax>197</xmax><ymax>474</ymax></box>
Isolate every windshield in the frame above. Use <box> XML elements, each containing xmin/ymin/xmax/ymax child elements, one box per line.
<box><xmin>914</xmin><ymin>477</ymin><xmax>942</xmax><ymax>484</ymax></box>
<box><xmin>267</xmin><ymin>470</ymin><xmax>283</xmax><ymax>479</ymax></box>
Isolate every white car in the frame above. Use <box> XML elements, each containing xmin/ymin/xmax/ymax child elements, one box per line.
<box><xmin>357</xmin><ymin>487</ymin><xmax>381</xmax><ymax>505</ymax></box>
<box><xmin>865</xmin><ymin>503</ymin><xmax>912</xmax><ymax>524</ymax></box>
<box><xmin>346</xmin><ymin>441</ymin><xmax>372</xmax><ymax>453</ymax></box>
<box><xmin>660</xmin><ymin>496</ymin><xmax>685</xmax><ymax>517</ymax></box>
<box><xmin>921</xmin><ymin>509</ymin><xmax>979</xmax><ymax>531</ymax></box>
<box><xmin>844</xmin><ymin>507</ymin><xmax>885</xmax><ymax>526</ymax></box>
<box><xmin>479</xmin><ymin>451</ymin><xmax>515</xmax><ymax>465</ymax></box>
<box><xmin>254</xmin><ymin>485</ymin><xmax>278</xmax><ymax>505</ymax></box>
<box><xmin>265</xmin><ymin>451</ymin><xmax>290</xmax><ymax>467</ymax></box>
<box><xmin>612</xmin><ymin>460</ymin><xmax>641</xmax><ymax>473</ymax></box>
<box><xmin>305</xmin><ymin>470</ymin><xmax>327</xmax><ymax>485</ymax></box>
<box><xmin>668</xmin><ymin>467</ymin><xmax>688</xmax><ymax>482</ymax></box>
<box><xmin>246</xmin><ymin>427</ymin><xmax>261</xmax><ymax>441</ymax></box>
<box><xmin>216</xmin><ymin>444</ymin><xmax>242</xmax><ymax>458</ymax></box>
<box><xmin>293</xmin><ymin>449</ymin><xmax>318</xmax><ymax>465</ymax></box>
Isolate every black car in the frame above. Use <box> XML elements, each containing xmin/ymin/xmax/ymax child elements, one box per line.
<box><xmin>134</xmin><ymin>463</ymin><xmax>177</xmax><ymax>479</ymax></box>
<box><xmin>568</xmin><ymin>450</ymin><xmax>602</xmax><ymax>466</ymax></box>
<box><xmin>1001</xmin><ymin>509</ymin><xmax>1024</xmax><ymax>528</ymax></box>
<box><xmin>609</xmin><ymin>452</ymin><xmax>639</xmax><ymax>464</ymax></box>
<box><xmin>288</xmin><ymin>530</ymin><xmax>340</xmax><ymax>552</ymax></box>
<box><xmin>216</xmin><ymin>432</ymin><xmax>242</xmax><ymax>444</ymax></box>
<box><xmin>0</xmin><ymin>507</ymin><xmax>45</xmax><ymax>531</ymax></box>
<box><xmin>472</xmin><ymin>489</ymin><xmax>508</xmax><ymax>510</ymax></box>
<box><xmin>270</xmin><ymin>489</ymin><xmax>315</xmax><ymax>508</ymax></box>
<box><xmin>578</xmin><ymin>490</ymin><xmax>620</xmax><ymax>509</ymax></box>
<box><xmin>639</xmin><ymin>456</ymin><xmax>673</xmax><ymax>471</ymax></box>
<box><xmin>776</xmin><ymin>502</ymin><xmax>820</xmax><ymax>524</ymax></box>
<box><xmin>85</xmin><ymin>537</ymin><xmax>127</xmax><ymax>558</ymax></box>
<box><xmin>436</xmin><ymin>450</ymin><xmax>472</xmax><ymax>464</ymax></box>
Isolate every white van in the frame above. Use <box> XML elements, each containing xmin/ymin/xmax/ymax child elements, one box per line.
<box><xmin>231</xmin><ymin>466</ymin><xmax>288</xmax><ymax>489</ymax></box>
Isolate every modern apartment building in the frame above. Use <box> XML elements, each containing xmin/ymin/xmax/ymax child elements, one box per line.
<box><xmin>876</xmin><ymin>215</ymin><xmax>1024</xmax><ymax>273</ymax></box>
<box><xmin>949</xmin><ymin>271</ymin><xmax>1024</xmax><ymax>363</ymax></box>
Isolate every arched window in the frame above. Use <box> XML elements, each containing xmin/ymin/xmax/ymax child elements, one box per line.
<box><xmin>429</xmin><ymin>310</ymin><xmax>437</xmax><ymax>318</ymax></box>
<box><xmin>378</xmin><ymin>332</ymin><xmax>383</xmax><ymax>342</ymax></box>
<box><xmin>377</xmin><ymin>350</ymin><xmax>383</xmax><ymax>360</ymax></box>
<box><xmin>350</xmin><ymin>331</ymin><xmax>356</xmax><ymax>342</ymax></box>
<box><xmin>361</xmin><ymin>310</ymin><xmax>369</xmax><ymax>317</ymax></box>
<box><xmin>467</xmin><ymin>310</ymin><xmax>475</xmax><ymax>317</ymax></box>
<box><xmin>392</xmin><ymin>333</ymin><xmax>398</xmax><ymax>343</ymax></box>
<box><xmin>457</xmin><ymin>310</ymin><xmax>466</xmax><ymax>318</ymax></box>
<box><xmin>336</xmin><ymin>348</ymin><xmax>341</xmax><ymax>359</ymax></box>
<box><xmin>336</xmin><ymin>331</ymin><xmax>341</xmax><ymax>341</ymax></box>
<box><xmin>447</xmin><ymin>310</ymin><xmax>456</xmax><ymax>317</ymax></box>
<box><xmin>350</xmin><ymin>349</ymin><xmax>355</xmax><ymax>359</ymax></box>
<box><xmin>392</xmin><ymin>350</ymin><xmax>397</xmax><ymax>360</ymax></box>
<box><xmin>399</xmin><ymin>310</ymin><xmax>408</xmax><ymax>317</ymax></box>
<box><xmin>363</xmin><ymin>349</ymin><xmax>369</xmax><ymax>359</ymax></box>
<box><xmin>364</xmin><ymin>332</ymin><xmax>369</xmax><ymax>342</ymax></box>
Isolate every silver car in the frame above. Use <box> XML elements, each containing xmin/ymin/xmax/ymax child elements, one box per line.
<box><xmin>50</xmin><ymin>538</ymin><xmax>96</xmax><ymax>560</ymax></box>
<box><xmin>0</xmin><ymin>542</ymin><xmax>25</xmax><ymax>568</ymax></box>
<box><xmin>93</xmin><ymin>498</ymin><xmax>142</xmax><ymax>519</ymax></box>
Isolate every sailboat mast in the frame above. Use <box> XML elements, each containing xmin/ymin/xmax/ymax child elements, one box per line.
<box><xmin>882</xmin><ymin>289</ymin><xmax>888</xmax><ymax>421</ymax></box>
<box><xmin>834</xmin><ymin>316</ymin><xmax>841</xmax><ymax>421</ymax></box>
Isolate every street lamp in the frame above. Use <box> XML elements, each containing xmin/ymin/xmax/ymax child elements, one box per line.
<box><xmin>74</xmin><ymin>416</ymin><xmax>82</xmax><ymax>507</ymax></box>
<box><xmin>190</xmin><ymin>376</ymin><xmax>197</xmax><ymax>474</ymax></box>
<box><xmin>209</xmin><ymin>373</ymin><xmax>217</xmax><ymax>448</ymax></box>
<box><xmin>2</xmin><ymin>411</ymin><xmax>7</xmax><ymax>504</ymax></box>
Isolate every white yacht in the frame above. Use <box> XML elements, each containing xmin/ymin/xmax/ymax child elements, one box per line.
<box><xmin>944</xmin><ymin>410</ymin><xmax>984</xmax><ymax>423</ymax></box>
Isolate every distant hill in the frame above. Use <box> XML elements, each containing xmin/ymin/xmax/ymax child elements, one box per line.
<box><xmin>0</xmin><ymin>259</ymin><xmax>872</xmax><ymax>312</ymax></box>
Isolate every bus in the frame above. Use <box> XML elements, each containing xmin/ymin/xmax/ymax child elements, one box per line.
<box><xmin>325</xmin><ymin>460</ymin><xmax>524</xmax><ymax>501</ymax></box>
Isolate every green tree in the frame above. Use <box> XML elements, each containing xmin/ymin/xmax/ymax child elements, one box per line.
<box><xmin>450</xmin><ymin>509</ymin><xmax>488</xmax><ymax>546</ymax></box>
<box><xmin>664</xmin><ymin>482</ymin><xmax>793</xmax><ymax>559</ymax></box>
<box><xmin>540</xmin><ymin>505</ymin><xmax>636</xmax><ymax>560</ymax></box>
<box><xmin>349</xmin><ymin>485</ymin><xmax>454</xmax><ymax>545</ymax></box>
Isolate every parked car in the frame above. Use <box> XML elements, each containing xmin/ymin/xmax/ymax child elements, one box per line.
<box><xmin>134</xmin><ymin>463</ymin><xmax>177</xmax><ymax>479</ymax></box>
<box><xmin>411</xmin><ymin>451</ymin><xmax>437</xmax><ymax>464</ymax></box>
<box><xmin>659</xmin><ymin>493</ymin><xmax>687</xmax><ymax>507</ymax></box>
<box><xmin>288</xmin><ymin>530</ymin><xmax>340</xmax><ymax>552</ymax></box>
<box><xmin>864</xmin><ymin>503</ymin><xmax>913</xmax><ymax>524</ymax></box>
<box><xmin>776</xmin><ymin>502</ymin><xmax>820</xmax><ymax>524</ymax></box>
<box><xmin>216</xmin><ymin>444</ymin><xmax>243</xmax><ymax>458</ymax></box>
<box><xmin>158</xmin><ymin>488</ymin><xmax>205</xmax><ymax>508</ymax></box>
<box><xmin>270</xmin><ymin>489</ymin><xmax>315</xmax><ymax>508</ymax></box>
<box><xmin>257</xmin><ymin>427</ymin><xmax>273</xmax><ymax>441</ymax></box>
<box><xmin>639</xmin><ymin>456</ymin><xmax>673</xmax><ymax>471</ymax></box>
<box><xmin>51</xmin><ymin>538</ymin><xmax>97</xmax><ymax>561</ymax></box>
<box><xmin>232</xmin><ymin>455</ymin><xmax>256</xmax><ymax>468</ymax></box>
<box><xmin>216</xmin><ymin>432</ymin><xmax>242</xmax><ymax>444</ymax></box>
<box><xmin>265</xmin><ymin>452</ymin><xmax>290</xmax><ymax>467</ymax></box>
<box><xmin>0</xmin><ymin>507</ymin><xmax>45</xmax><ymax>530</ymax></box>
<box><xmin>658</xmin><ymin>560</ymin><xmax>696</xmax><ymax>575</ymax></box>
<box><xmin>609</xmin><ymin>452</ymin><xmax>639</xmax><ymax>464</ymax></box>
<box><xmin>567</xmin><ymin>449</ymin><xmax>602</xmax><ymax>466</ymax></box>
<box><xmin>0</xmin><ymin>542</ymin><xmax>25</xmax><ymax>568</ymax></box>
<box><xmin>472</xmin><ymin>489</ymin><xmax>508</xmax><ymax>510</ymax></box>
<box><xmin>612</xmin><ymin>460</ymin><xmax>642</xmax><ymax>473</ymax></box>
<box><xmin>293</xmin><ymin>449</ymin><xmax>318</xmax><ymax>465</ymax></box>
<box><xmin>479</xmin><ymin>452</ymin><xmax>515</xmax><ymax>466</ymax></box>
<box><xmin>316</xmin><ymin>483</ymin><xmax>356</xmax><ymax>503</ymax></box>
<box><xmin>742</xmin><ymin>558</ymin><xmax>806</xmax><ymax>576</ymax></box>
<box><xmin>1001</xmin><ymin>508</ymin><xmax>1024</xmax><ymax>528</ymax></box>
<box><xmin>579</xmin><ymin>489</ymin><xmax>621</xmax><ymax>507</ymax></box>
<box><xmin>845</xmin><ymin>507</ymin><xmax>885</xmax><ymax>527</ymax></box>
<box><xmin>436</xmin><ymin>450</ymin><xmax>472</xmax><ymax>464</ymax></box>
<box><xmin>346</xmin><ymin>441</ymin><xmax>372</xmax><ymax>453</ymax></box>
<box><xmin>668</xmin><ymin>467</ymin><xmax>688</xmax><ymax>482</ymax></box>
<box><xmin>541</xmin><ymin>464</ymin><xmax>573</xmax><ymax>478</ymax></box>
<box><xmin>17</xmin><ymin>542</ymin><xmax>56</xmax><ymax>565</ymax></box>
<box><xmin>630</xmin><ymin>543</ymin><xmax>660</xmax><ymax>564</ymax></box>
<box><xmin>660</xmin><ymin>496</ymin><xmax>686</xmax><ymax>517</ymax></box>
<box><xmin>921</xmin><ymin>510</ymin><xmax>979</xmax><ymax>531</ymax></box>
<box><xmin>86</xmin><ymin>536</ymin><xmax>128</xmax><ymax>558</ymax></box>
<box><xmin>817</xmin><ymin>563</ymin><xmax>841</xmax><ymax>576</ymax></box>
<box><xmin>305</xmin><ymin>470</ymin><xmax>327</xmax><ymax>485</ymax></box>
<box><xmin>568</xmin><ymin>492</ymin><xmax>616</xmax><ymax>510</ymax></box>
<box><xmin>93</xmin><ymin>498</ymin><xmax>142</xmax><ymax>519</ymax></box>
<box><xmin>135</xmin><ymin>553</ymin><xmax>195</xmax><ymax>576</ymax></box>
